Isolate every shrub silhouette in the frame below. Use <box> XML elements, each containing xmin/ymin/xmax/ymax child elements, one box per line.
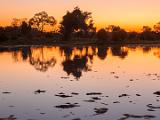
<box><xmin>140</xmin><ymin>26</ymin><xmax>156</xmax><ymax>40</ymax></box>
<box><xmin>97</xmin><ymin>46</ymin><xmax>109</xmax><ymax>59</ymax></box>
<box><xmin>0</xmin><ymin>33</ymin><xmax>8</xmax><ymax>42</ymax></box>
<box><xmin>154</xmin><ymin>22</ymin><xmax>160</xmax><ymax>33</ymax></box>
<box><xmin>0</xmin><ymin>27</ymin><xmax>8</xmax><ymax>42</ymax></box>
<box><xmin>97</xmin><ymin>29</ymin><xmax>109</xmax><ymax>43</ymax></box>
<box><xmin>109</xmin><ymin>25</ymin><xmax>127</xmax><ymax>41</ymax></box>
<box><xmin>128</xmin><ymin>32</ymin><xmax>138</xmax><ymax>40</ymax></box>
<box><xmin>21</xmin><ymin>21</ymin><xmax>31</xmax><ymax>35</ymax></box>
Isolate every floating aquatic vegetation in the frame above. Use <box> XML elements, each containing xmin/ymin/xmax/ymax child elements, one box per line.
<box><xmin>94</xmin><ymin>108</ymin><xmax>108</xmax><ymax>115</ymax></box>
<box><xmin>55</xmin><ymin>103</ymin><xmax>80</xmax><ymax>109</ymax></box>
<box><xmin>153</xmin><ymin>91</ymin><xmax>160</xmax><ymax>95</ymax></box>
<box><xmin>34</xmin><ymin>89</ymin><xmax>46</xmax><ymax>94</ymax></box>
<box><xmin>118</xmin><ymin>114</ymin><xmax>156</xmax><ymax>120</ymax></box>
<box><xmin>118</xmin><ymin>94</ymin><xmax>130</xmax><ymax>98</ymax></box>
<box><xmin>0</xmin><ymin>115</ymin><xmax>16</xmax><ymax>120</ymax></box>
<box><xmin>55</xmin><ymin>94</ymin><xmax>72</xmax><ymax>98</ymax></box>
<box><xmin>86</xmin><ymin>92</ymin><xmax>102</xmax><ymax>95</ymax></box>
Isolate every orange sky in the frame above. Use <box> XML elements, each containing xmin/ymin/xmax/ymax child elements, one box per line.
<box><xmin>0</xmin><ymin>0</ymin><xmax>160</xmax><ymax>31</ymax></box>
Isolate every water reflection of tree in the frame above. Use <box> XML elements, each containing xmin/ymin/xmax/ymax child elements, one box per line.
<box><xmin>29</xmin><ymin>48</ymin><xmax>56</xmax><ymax>72</ymax></box>
<box><xmin>153</xmin><ymin>47</ymin><xmax>160</xmax><ymax>59</ymax></box>
<box><xmin>110</xmin><ymin>46</ymin><xmax>128</xmax><ymax>59</ymax></box>
<box><xmin>60</xmin><ymin>47</ymin><xmax>73</xmax><ymax>59</ymax></box>
<box><xmin>21</xmin><ymin>47</ymin><xmax>32</xmax><ymax>60</ymax></box>
<box><xmin>60</xmin><ymin>47</ymin><xmax>94</xmax><ymax>79</ymax></box>
<box><xmin>62</xmin><ymin>55</ymin><xmax>90</xmax><ymax>79</ymax></box>
<box><xmin>12</xmin><ymin>47</ymin><xmax>56</xmax><ymax>72</ymax></box>
<box><xmin>2</xmin><ymin>45</ymin><xmax>133</xmax><ymax>78</ymax></box>
<box><xmin>97</xmin><ymin>46</ymin><xmax>109</xmax><ymax>60</ymax></box>
<box><xmin>11</xmin><ymin>47</ymin><xmax>31</xmax><ymax>62</ymax></box>
<box><xmin>142</xmin><ymin>46</ymin><xmax>151</xmax><ymax>53</ymax></box>
<box><xmin>30</xmin><ymin>57</ymin><xmax>56</xmax><ymax>72</ymax></box>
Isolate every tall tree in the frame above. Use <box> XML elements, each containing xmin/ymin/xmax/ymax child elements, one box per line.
<box><xmin>60</xmin><ymin>7</ymin><xmax>95</xmax><ymax>40</ymax></box>
<box><xmin>29</xmin><ymin>11</ymin><xmax>56</xmax><ymax>32</ymax></box>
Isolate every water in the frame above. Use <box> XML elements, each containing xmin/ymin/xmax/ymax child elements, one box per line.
<box><xmin>0</xmin><ymin>45</ymin><xmax>160</xmax><ymax>120</ymax></box>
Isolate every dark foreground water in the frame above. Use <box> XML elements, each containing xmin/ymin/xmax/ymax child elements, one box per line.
<box><xmin>0</xmin><ymin>45</ymin><xmax>160</xmax><ymax>120</ymax></box>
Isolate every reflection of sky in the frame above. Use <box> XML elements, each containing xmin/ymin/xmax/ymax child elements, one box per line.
<box><xmin>0</xmin><ymin>46</ymin><xmax>160</xmax><ymax>119</ymax></box>
<box><xmin>1</xmin><ymin>0</ymin><xmax>160</xmax><ymax>31</ymax></box>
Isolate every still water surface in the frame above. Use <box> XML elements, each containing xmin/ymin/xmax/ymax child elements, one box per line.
<box><xmin>0</xmin><ymin>45</ymin><xmax>160</xmax><ymax>120</ymax></box>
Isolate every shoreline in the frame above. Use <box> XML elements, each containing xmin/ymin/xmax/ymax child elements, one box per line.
<box><xmin>1</xmin><ymin>39</ymin><xmax>160</xmax><ymax>48</ymax></box>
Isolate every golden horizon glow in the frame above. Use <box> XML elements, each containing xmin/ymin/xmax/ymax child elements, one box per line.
<box><xmin>0</xmin><ymin>0</ymin><xmax>160</xmax><ymax>32</ymax></box>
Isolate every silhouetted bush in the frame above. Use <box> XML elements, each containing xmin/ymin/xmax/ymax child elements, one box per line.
<box><xmin>112</xmin><ymin>29</ymin><xmax>127</xmax><ymax>41</ymax></box>
<box><xmin>4</xmin><ymin>26</ymin><xmax>21</xmax><ymax>40</ymax></box>
<box><xmin>0</xmin><ymin>27</ymin><xmax>8</xmax><ymax>42</ymax></box>
<box><xmin>128</xmin><ymin>32</ymin><xmax>138</xmax><ymax>40</ymax></box>
<box><xmin>140</xmin><ymin>26</ymin><xmax>157</xmax><ymax>40</ymax></box>
<box><xmin>97</xmin><ymin>29</ymin><xmax>109</xmax><ymax>43</ymax></box>
<box><xmin>21</xmin><ymin>21</ymin><xmax>31</xmax><ymax>35</ymax></box>
<box><xmin>0</xmin><ymin>33</ymin><xmax>8</xmax><ymax>42</ymax></box>
<box><xmin>154</xmin><ymin>22</ymin><xmax>160</xmax><ymax>33</ymax></box>
<box><xmin>140</xmin><ymin>31</ymin><xmax>155</xmax><ymax>40</ymax></box>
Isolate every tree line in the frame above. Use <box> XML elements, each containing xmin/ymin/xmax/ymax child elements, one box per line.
<box><xmin>0</xmin><ymin>7</ymin><xmax>160</xmax><ymax>44</ymax></box>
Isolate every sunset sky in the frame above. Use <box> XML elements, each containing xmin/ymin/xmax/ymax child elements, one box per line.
<box><xmin>0</xmin><ymin>0</ymin><xmax>160</xmax><ymax>31</ymax></box>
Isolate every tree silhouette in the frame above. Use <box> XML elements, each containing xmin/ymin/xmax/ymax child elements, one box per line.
<box><xmin>107</xmin><ymin>25</ymin><xmax>127</xmax><ymax>41</ymax></box>
<box><xmin>107</xmin><ymin>25</ymin><xmax>120</xmax><ymax>32</ymax></box>
<box><xmin>29</xmin><ymin>11</ymin><xmax>56</xmax><ymax>32</ymax></box>
<box><xmin>142</xmin><ymin>26</ymin><xmax>152</xmax><ymax>32</ymax></box>
<box><xmin>11</xmin><ymin>18</ymin><xmax>27</xmax><ymax>27</ymax></box>
<box><xmin>20</xmin><ymin>21</ymin><xmax>31</xmax><ymax>35</ymax></box>
<box><xmin>97</xmin><ymin>28</ymin><xmax>109</xmax><ymax>43</ymax></box>
<box><xmin>140</xmin><ymin>26</ymin><xmax>155</xmax><ymax>40</ymax></box>
<box><xmin>154</xmin><ymin>22</ymin><xmax>160</xmax><ymax>33</ymax></box>
<box><xmin>0</xmin><ymin>27</ymin><xmax>8</xmax><ymax>42</ymax></box>
<box><xmin>60</xmin><ymin>7</ymin><xmax>95</xmax><ymax>40</ymax></box>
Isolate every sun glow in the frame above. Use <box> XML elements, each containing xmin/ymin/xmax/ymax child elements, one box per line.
<box><xmin>0</xmin><ymin>0</ymin><xmax>160</xmax><ymax>31</ymax></box>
